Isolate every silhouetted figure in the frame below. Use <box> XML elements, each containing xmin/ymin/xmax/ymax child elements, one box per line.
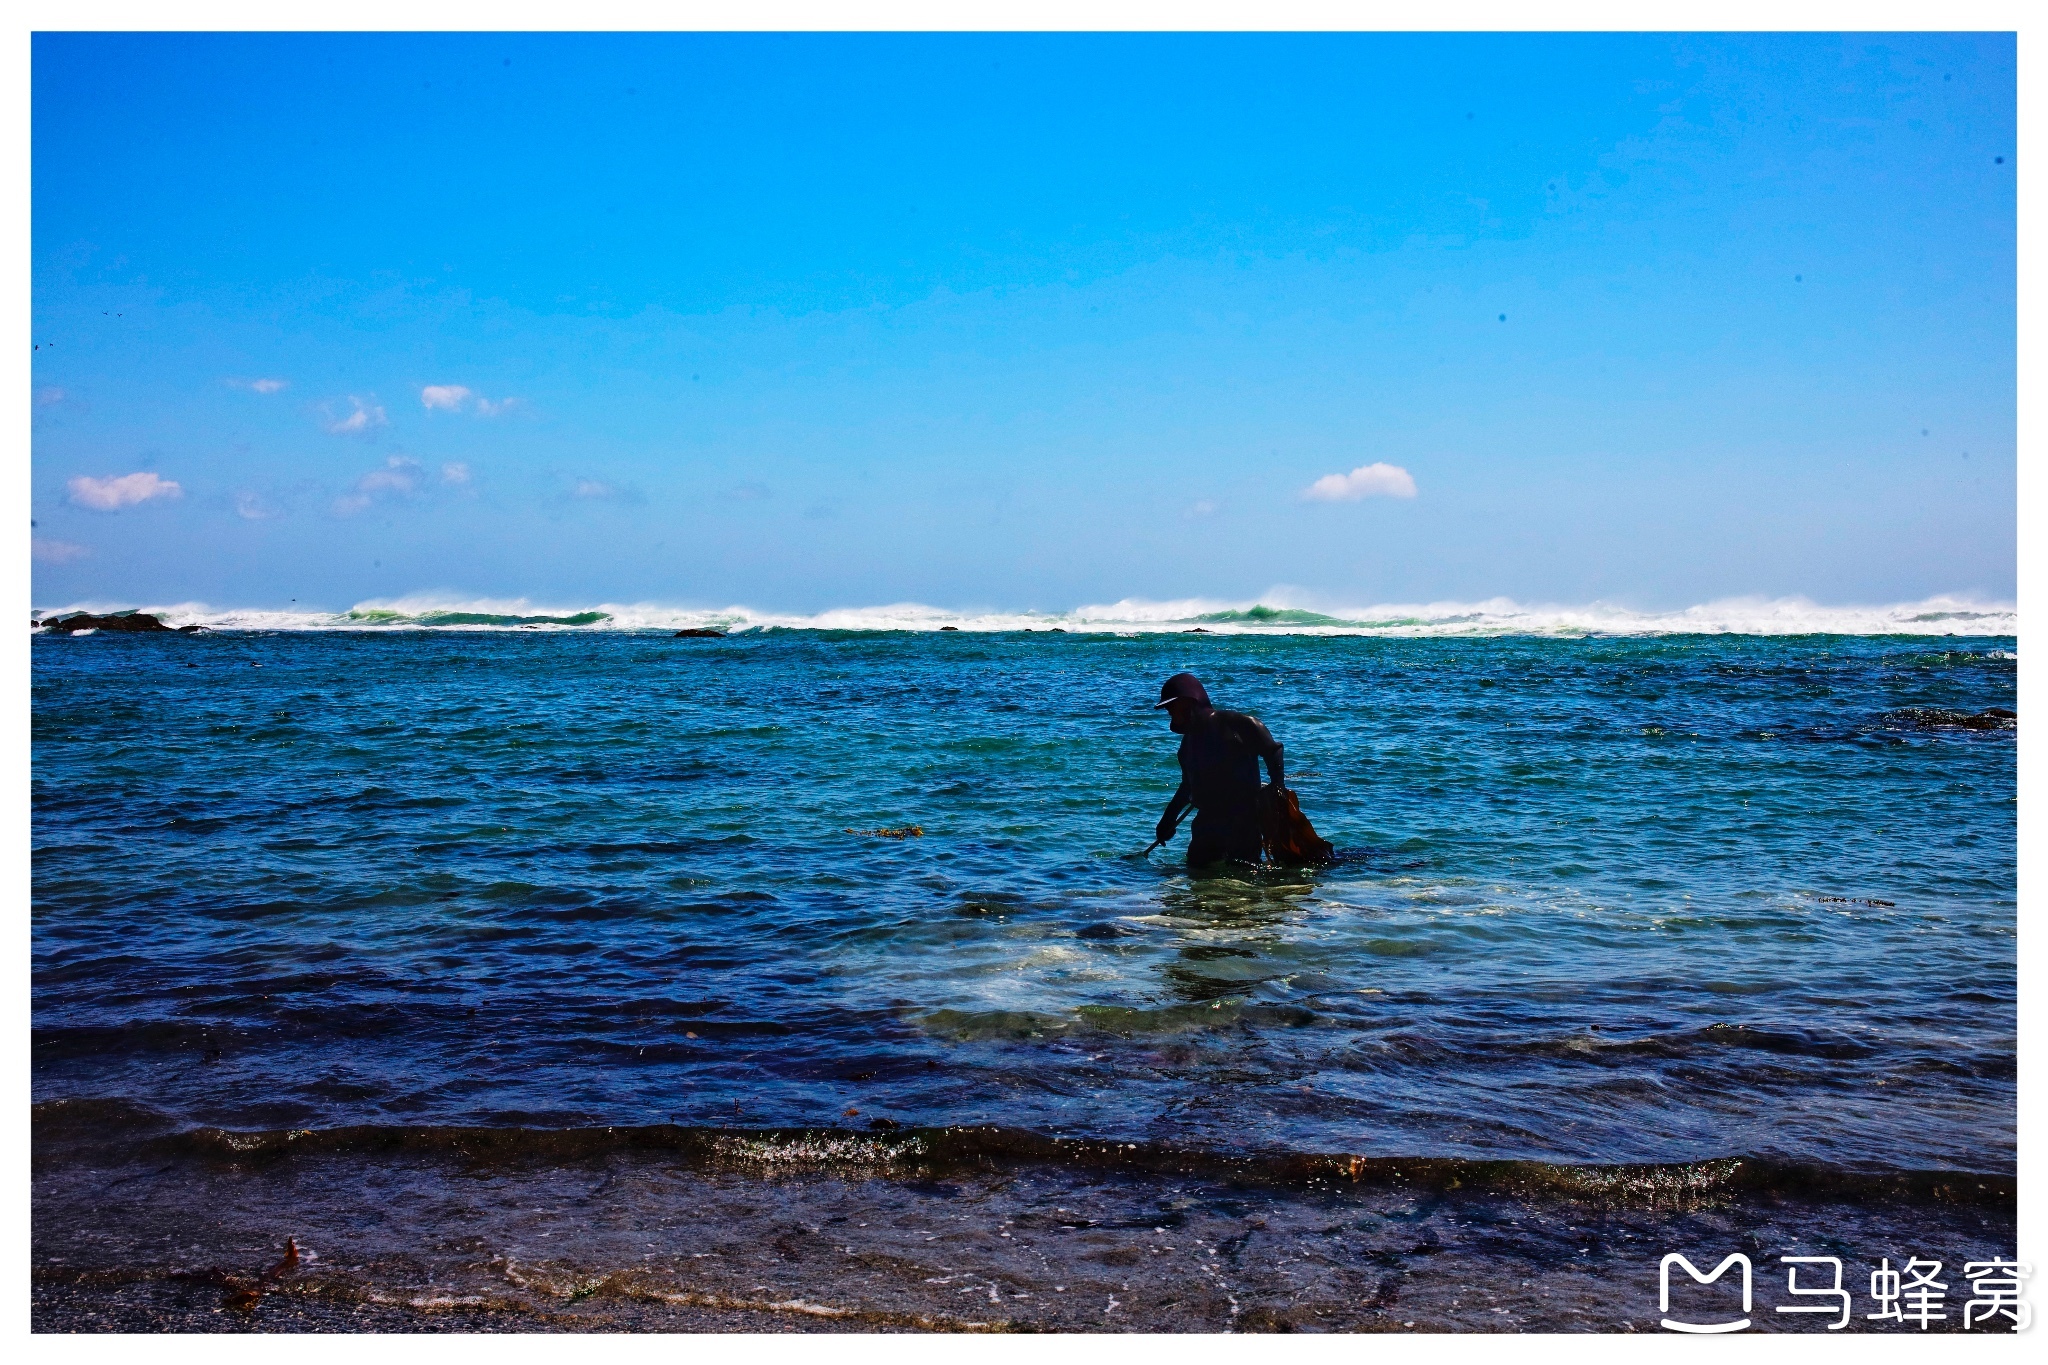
<box><xmin>1153</xmin><ymin>672</ymin><xmax>1285</xmax><ymax>868</ymax></box>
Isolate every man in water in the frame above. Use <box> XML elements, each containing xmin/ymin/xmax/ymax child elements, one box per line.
<box><xmin>1153</xmin><ymin>672</ymin><xmax>1285</xmax><ymax>867</ymax></box>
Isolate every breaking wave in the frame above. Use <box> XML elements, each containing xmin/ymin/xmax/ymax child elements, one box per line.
<box><xmin>32</xmin><ymin>1102</ymin><xmax>2015</xmax><ymax>1205</ymax></box>
<box><xmin>29</xmin><ymin>592</ymin><xmax>2018</xmax><ymax>638</ymax></box>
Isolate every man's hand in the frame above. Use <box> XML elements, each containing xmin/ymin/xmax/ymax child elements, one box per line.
<box><xmin>1155</xmin><ymin>815</ymin><xmax>1179</xmax><ymax>844</ymax></box>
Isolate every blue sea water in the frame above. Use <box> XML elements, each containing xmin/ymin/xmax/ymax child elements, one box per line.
<box><xmin>30</xmin><ymin>629</ymin><xmax>2017</xmax><ymax>1175</ymax></box>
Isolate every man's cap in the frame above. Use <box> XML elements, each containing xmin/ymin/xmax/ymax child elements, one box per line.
<box><xmin>1154</xmin><ymin>672</ymin><xmax>1213</xmax><ymax>709</ymax></box>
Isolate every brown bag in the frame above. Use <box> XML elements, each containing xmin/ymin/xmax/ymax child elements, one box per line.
<box><xmin>1261</xmin><ymin>786</ymin><xmax>1334</xmax><ymax>865</ymax></box>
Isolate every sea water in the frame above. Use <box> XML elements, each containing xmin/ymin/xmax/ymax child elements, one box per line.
<box><xmin>31</xmin><ymin>626</ymin><xmax>2017</xmax><ymax>1178</ymax></box>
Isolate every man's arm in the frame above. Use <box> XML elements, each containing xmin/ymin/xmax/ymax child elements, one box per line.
<box><xmin>1235</xmin><ymin>714</ymin><xmax>1286</xmax><ymax>789</ymax></box>
<box><xmin>1157</xmin><ymin>781</ymin><xmax>1191</xmax><ymax>843</ymax></box>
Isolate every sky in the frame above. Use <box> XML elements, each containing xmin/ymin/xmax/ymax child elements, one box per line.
<box><xmin>30</xmin><ymin>32</ymin><xmax>2016</xmax><ymax>615</ymax></box>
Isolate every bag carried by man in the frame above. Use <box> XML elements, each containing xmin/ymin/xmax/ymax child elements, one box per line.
<box><xmin>1261</xmin><ymin>786</ymin><xmax>1334</xmax><ymax>865</ymax></box>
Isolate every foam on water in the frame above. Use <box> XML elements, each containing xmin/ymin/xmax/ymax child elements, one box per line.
<box><xmin>29</xmin><ymin>591</ymin><xmax>2021</xmax><ymax>637</ymax></box>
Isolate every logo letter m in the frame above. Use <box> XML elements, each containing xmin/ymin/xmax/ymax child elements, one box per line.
<box><xmin>1661</xmin><ymin>1253</ymin><xmax>1753</xmax><ymax>1333</ymax></box>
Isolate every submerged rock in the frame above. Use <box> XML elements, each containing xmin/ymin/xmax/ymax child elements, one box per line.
<box><xmin>39</xmin><ymin>611</ymin><xmax>177</xmax><ymax>635</ymax></box>
<box><xmin>1882</xmin><ymin>706</ymin><xmax>2016</xmax><ymax>732</ymax></box>
<box><xmin>672</xmin><ymin>628</ymin><xmax>726</xmax><ymax>639</ymax></box>
<box><xmin>1076</xmin><ymin>921</ymin><xmax>1136</xmax><ymax>940</ymax></box>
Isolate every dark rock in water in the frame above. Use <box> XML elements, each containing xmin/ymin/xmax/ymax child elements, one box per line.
<box><xmin>1186</xmin><ymin>628</ymin><xmax>1212</xmax><ymax>634</ymax></box>
<box><xmin>672</xmin><ymin>628</ymin><xmax>726</xmax><ymax>639</ymax></box>
<box><xmin>1076</xmin><ymin>921</ymin><xmax>1135</xmax><ymax>941</ymax></box>
<box><xmin>40</xmin><ymin>611</ymin><xmax>177</xmax><ymax>635</ymax></box>
<box><xmin>940</xmin><ymin>626</ymin><xmax>960</xmax><ymax>631</ymax></box>
<box><xmin>1882</xmin><ymin>706</ymin><xmax>2015</xmax><ymax>732</ymax></box>
<box><xmin>175</xmin><ymin>625</ymin><xmax>208</xmax><ymax>635</ymax></box>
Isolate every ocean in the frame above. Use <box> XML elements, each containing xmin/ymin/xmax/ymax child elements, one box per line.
<box><xmin>30</xmin><ymin>609</ymin><xmax>2019</xmax><ymax>1332</ymax></box>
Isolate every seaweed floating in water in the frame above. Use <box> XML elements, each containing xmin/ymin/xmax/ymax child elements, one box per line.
<box><xmin>1260</xmin><ymin>788</ymin><xmax>1333</xmax><ymax>865</ymax></box>
<box><xmin>220</xmin><ymin>1235</ymin><xmax>301</xmax><ymax>1311</ymax></box>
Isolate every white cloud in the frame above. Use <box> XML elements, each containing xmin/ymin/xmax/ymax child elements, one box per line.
<box><xmin>441</xmin><ymin>462</ymin><xmax>472</xmax><ymax>486</ymax></box>
<box><xmin>1188</xmin><ymin>499</ymin><xmax>1219</xmax><ymax>517</ymax></box>
<box><xmin>1302</xmin><ymin>462</ymin><xmax>1418</xmax><ymax>502</ymax></box>
<box><xmin>333</xmin><ymin>457</ymin><xmax>423</xmax><ymax>515</ymax></box>
<box><xmin>323</xmin><ymin>396</ymin><xmax>388</xmax><ymax>435</ymax></box>
<box><xmin>251</xmin><ymin>378</ymin><xmax>288</xmax><ymax>394</ymax></box>
<box><xmin>566</xmin><ymin>477</ymin><xmax>645</xmax><ymax>505</ymax></box>
<box><xmin>357</xmin><ymin>456</ymin><xmax>421</xmax><ymax>496</ymax></box>
<box><xmin>234</xmin><ymin>491</ymin><xmax>280</xmax><ymax>520</ymax></box>
<box><xmin>35</xmin><ymin>386</ymin><xmax>65</xmax><ymax>407</ymax></box>
<box><xmin>424</xmin><ymin>386</ymin><xmax>522</xmax><ymax>416</ymax></box>
<box><xmin>32</xmin><ymin>537</ymin><xmax>90</xmax><ymax>564</ymax></box>
<box><xmin>68</xmin><ymin>471</ymin><xmax>184</xmax><ymax>511</ymax></box>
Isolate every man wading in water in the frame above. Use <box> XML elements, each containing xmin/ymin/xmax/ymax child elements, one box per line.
<box><xmin>1153</xmin><ymin>672</ymin><xmax>1285</xmax><ymax>868</ymax></box>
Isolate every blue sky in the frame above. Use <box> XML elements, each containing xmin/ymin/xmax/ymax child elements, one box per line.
<box><xmin>31</xmin><ymin>32</ymin><xmax>2015</xmax><ymax>613</ymax></box>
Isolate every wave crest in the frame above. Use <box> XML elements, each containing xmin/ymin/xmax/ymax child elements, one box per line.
<box><xmin>30</xmin><ymin>1102</ymin><xmax>2013</xmax><ymax>1203</ymax></box>
<box><xmin>30</xmin><ymin>592</ymin><xmax>2018</xmax><ymax>638</ymax></box>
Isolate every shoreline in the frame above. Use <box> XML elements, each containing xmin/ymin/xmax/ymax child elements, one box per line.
<box><xmin>35</xmin><ymin>1111</ymin><xmax>2019</xmax><ymax>1334</ymax></box>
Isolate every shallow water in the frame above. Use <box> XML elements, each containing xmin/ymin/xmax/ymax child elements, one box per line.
<box><xmin>31</xmin><ymin>630</ymin><xmax>2017</xmax><ymax>1174</ymax></box>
